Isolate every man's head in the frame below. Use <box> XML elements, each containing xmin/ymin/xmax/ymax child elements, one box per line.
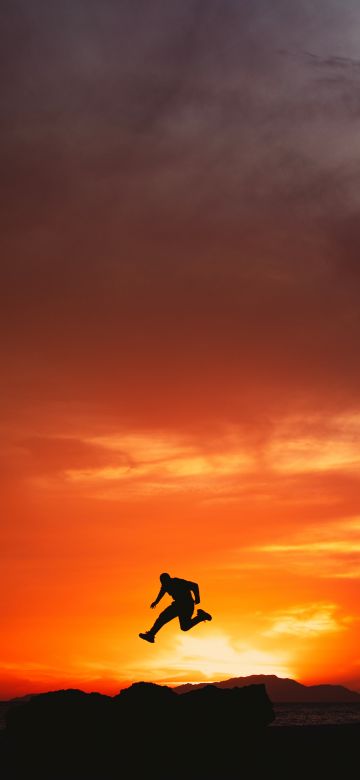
<box><xmin>160</xmin><ymin>572</ymin><xmax>171</xmax><ymax>585</ymax></box>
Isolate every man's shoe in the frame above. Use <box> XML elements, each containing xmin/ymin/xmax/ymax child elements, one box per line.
<box><xmin>197</xmin><ymin>609</ymin><xmax>212</xmax><ymax>622</ymax></box>
<box><xmin>139</xmin><ymin>632</ymin><xmax>155</xmax><ymax>643</ymax></box>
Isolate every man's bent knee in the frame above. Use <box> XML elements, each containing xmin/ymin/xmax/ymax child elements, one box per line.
<box><xmin>180</xmin><ymin>621</ymin><xmax>192</xmax><ymax>631</ymax></box>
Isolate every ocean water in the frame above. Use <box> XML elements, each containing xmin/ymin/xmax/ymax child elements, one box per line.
<box><xmin>271</xmin><ymin>702</ymin><xmax>360</xmax><ymax>727</ymax></box>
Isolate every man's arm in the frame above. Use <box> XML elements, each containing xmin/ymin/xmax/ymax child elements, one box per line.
<box><xmin>150</xmin><ymin>585</ymin><xmax>166</xmax><ymax>609</ymax></box>
<box><xmin>189</xmin><ymin>581</ymin><xmax>200</xmax><ymax>604</ymax></box>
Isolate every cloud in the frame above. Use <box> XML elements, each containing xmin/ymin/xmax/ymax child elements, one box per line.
<box><xmin>264</xmin><ymin>413</ymin><xmax>360</xmax><ymax>475</ymax></box>
<box><xmin>269</xmin><ymin>438</ymin><xmax>360</xmax><ymax>474</ymax></box>
<box><xmin>304</xmin><ymin>51</ymin><xmax>360</xmax><ymax>71</ymax></box>
<box><xmin>62</xmin><ymin>432</ymin><xmax>254</xmax><ymax>496</ymax></box>
<box><xmin>250</xmin><ymin>518</ymin><xmax>360</xmax><ymax>579</ymax></box>
<box><xmin>20</xmin><ymin>435</ymin><xmax>120</xmax><ymax>474</ymax></box>
<box><xmin>5</xmin><ymin>413</ymin><xmax>360</xmax><ymax>507</ymax></box>
<box><xmin>264</xmin><ymin>604</ymin><xmax>346</xmax><ymax>637</ymax></box>
<box><xmin>65</xmin><ymin>415</ymin><xmax>360</xmax><ymax>499</ymax></box>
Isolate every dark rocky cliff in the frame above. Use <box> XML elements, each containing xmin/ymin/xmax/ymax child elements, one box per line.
<box><xmin>3</xmin><ymin>681</ymin><xmax>274</xmax><ymax>778</ymax></box>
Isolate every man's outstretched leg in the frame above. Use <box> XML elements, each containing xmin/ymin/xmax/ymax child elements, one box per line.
<box><xmin>139</xmin><ymin>603</ymin><xmax>178</xmax><ymax>643</ymax></box>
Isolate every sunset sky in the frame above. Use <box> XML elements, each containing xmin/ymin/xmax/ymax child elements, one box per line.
<box><xmin>2</xmin><ymin>1</ymin><xmax>360</xmax><ymax>699</ymax></box>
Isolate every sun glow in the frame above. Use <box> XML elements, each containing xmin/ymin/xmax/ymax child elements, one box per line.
<box><xmin>143</xmin><ymin>633</ymin><xmax>293</xmax><ymax>681</ymax></box>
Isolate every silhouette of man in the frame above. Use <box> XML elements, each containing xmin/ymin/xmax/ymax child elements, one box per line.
<box><xmin>139</xmin><ymin>572</ymin><xmax>212</xmax><ymax>643</ymax></box>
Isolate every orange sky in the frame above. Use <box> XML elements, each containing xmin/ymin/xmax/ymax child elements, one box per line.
<box><xmin>1</xmin><ymin>1</ymin><xmax>360</xmax><ymax>699</ymax></box>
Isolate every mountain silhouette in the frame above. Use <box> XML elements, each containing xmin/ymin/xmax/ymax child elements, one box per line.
<box><xmin>0</xmin><ymin>694</ymin><xmax>33</xmax><ymax>731</ymax></box>
<box><xmin>174</xmin><ymin>674</ymin><xmax>360</xmax><ymax>702</ymax></box>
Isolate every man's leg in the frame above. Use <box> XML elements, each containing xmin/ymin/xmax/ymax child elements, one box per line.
<box><xmin>178</xmin><ymin>604</ymin><xmax>212</xmax><ymax>632</ymax></box>
<box><xmin>144</xmin><ymin>603</ymin><xmax>179</xmax><ymax>639</ymax></box>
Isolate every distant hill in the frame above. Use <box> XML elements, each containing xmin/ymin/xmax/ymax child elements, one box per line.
<box><xmin>174</xmin><ymin>675</ymin><xmax>360</xmax><ymax>702</ymax></box>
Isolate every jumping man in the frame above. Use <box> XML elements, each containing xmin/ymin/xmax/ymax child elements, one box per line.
<box><xmin>139</xmin><ymin>572</ymin><xmax>212</xmax><ymax>643</ymax></box>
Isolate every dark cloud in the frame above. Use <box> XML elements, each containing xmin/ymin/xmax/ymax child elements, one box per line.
<box><xmin>305</xmin><ymin>51</ymin><xmax>360</xmax><ymax>70</ymax></box>
<box><xmin>332</xmin><ymin>213</ymin><xmax>360</xmax><ymax>278</ymax></box>
<box><xmin>1</xmin><ymin>1</ymin><xmax>360</xmax><ymax>427</ymax></box>
<box><xmin>19</xmin><ymin>435</ymin><xmax>126</xmax><ymax>474</ymax></box>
